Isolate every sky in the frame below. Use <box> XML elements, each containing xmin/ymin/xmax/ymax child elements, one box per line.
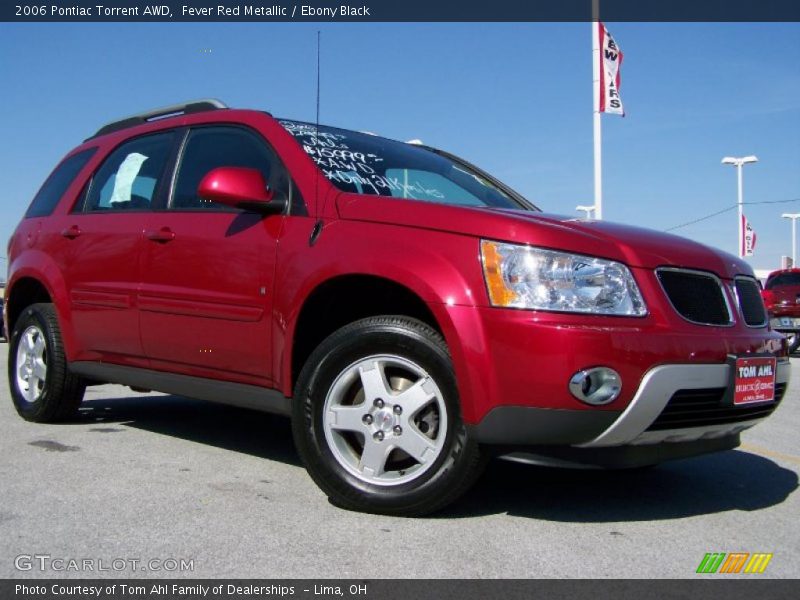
<box><xmin>0</xmin><ymin>22</ymin><xmax>798</xmax><ymax>275</ymax></box>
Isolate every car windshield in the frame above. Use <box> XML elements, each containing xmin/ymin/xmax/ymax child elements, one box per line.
<box><xmin>279</xmin><ymin>119</ymin><xmax>534</xmax><ymax>210</ymax></box>
<box><xmin>767</xmin><ymin>272</ymin><xmax>800</xmax><ymax>288</ymax></box>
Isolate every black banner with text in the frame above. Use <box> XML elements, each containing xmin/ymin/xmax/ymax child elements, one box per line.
<box><xmin>4</xmin><ymin>579</ymin><xmax>800</xmax><ymax>600</ymax></box>
<box><xmin>3</xmin><ymin>0</ymin><xmax>800</xmax><ymax>22</ymax></box>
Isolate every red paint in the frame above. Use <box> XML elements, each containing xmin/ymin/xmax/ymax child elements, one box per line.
<box><xmin>762</xmin><ymin>268</ymin><xmax>800</xmax><ymax>318</ymax></box>
<box><xmin>4</xmin><ymin>108</ymin><xmax>784</xmax><ymax>425</ymax></box>
<box><xmin>197</xmin><ymin>166</ymin><xmax>274</xmax><ymax>208</ymax></box>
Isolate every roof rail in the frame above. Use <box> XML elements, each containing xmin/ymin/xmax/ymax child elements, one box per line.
<box><xmin>87</xmin><ymin>98</ymin><xmax>228</xmax><ymax>140</ymax></box>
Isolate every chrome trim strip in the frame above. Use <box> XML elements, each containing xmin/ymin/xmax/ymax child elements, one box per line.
<box><xmin>626</xmin><ymin>420</ymin><xmax>762</xmax><ymax>445</ymax></box>
<box><xmin>579</xmin><ymin>360</ymin><xmax>790</xmax><ymax>448</ymax></box>
<box><xmin>656</xmin><ymin>267</ymin><xmax>734</xmax><ymax>327</ymax></box>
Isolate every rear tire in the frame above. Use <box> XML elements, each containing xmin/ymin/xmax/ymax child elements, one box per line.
<box><xmin>292</xmin><ymin>316</ymin><xmax>484</xmax><ymax>516</ymax></box>
<box><xmin>8</xmin><ymin>303</ymin><xmax>86</xmax><ymax>422</ymax></box>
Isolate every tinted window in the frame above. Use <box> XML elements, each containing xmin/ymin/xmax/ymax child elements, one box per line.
<box><xmin>84</xmin><ymin>133</ymin><xmax>174</xmax><ymax>212</ymax></box>
<box><xmin>25</xmin><ymin>148</ymin><xmax>96</xmax><ymax>218</ymax></box>
<box><xmin>383</xmin><ymin>168</ymin><xmax>484</xmax><ymax>206</ymax></box>
<box><xmin>172</xmin><ymin>127</ymin><xmax>286</xmax><ymax>210</ymax></box>
<box><xmin>279</xmin><ymin>119</ymin><xmax>527</xmax><ymax>209</ymax></box>
<box><xmin>766</xmin><ymin>272</ymin><xmax>800</xmax><ymax>288</ymax></box>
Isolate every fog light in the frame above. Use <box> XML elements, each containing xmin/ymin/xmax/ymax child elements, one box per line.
<box><xmin>568</xmin><ymin>367</ymin><xmax>622</xmax><ymax>405</ymax></box>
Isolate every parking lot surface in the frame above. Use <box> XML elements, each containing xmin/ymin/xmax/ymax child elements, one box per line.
<box><xmin>0</xmin><ymin>341</ymin><xmax>798</xmax><ymax>578</ymax></box>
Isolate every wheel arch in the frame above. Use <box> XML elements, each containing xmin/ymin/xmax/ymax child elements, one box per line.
<box><xmin>6</xmin><ymin>276</ymin><xmax>53</xmax><ymax>334</ymax></box>
<box><xmin>289</xmin><ymin>274</ymin><xmax>442</xmax><ymax>386</ymax></box>
<box><xmin>6</xmin><ymin>254</ymin><xmax>77</xmax><ymax>360</ymax></box>
<box><xmin>280</xmin><ymin>267</ymin><xmax>491</xmax><ymax>425</ymax></box>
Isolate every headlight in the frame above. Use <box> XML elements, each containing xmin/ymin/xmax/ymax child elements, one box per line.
<box><xmin>480</xmin><ymin>240</ymin><xmax>647</xmax><ymax>316</ymax></box>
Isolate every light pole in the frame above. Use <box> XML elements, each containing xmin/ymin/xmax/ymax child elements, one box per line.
<box><xmin>721</xmin><ymin>155</ymin><xmax>758</xmax><ymax>257</ymax></box>
<box><xmin>782</xmin><ymin>214</ymin><xmax>800</xmax><ymax>267</ymax></box>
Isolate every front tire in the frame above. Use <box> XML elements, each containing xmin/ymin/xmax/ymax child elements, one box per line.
<box><xmin>787</xmin><ymin>332</ymin><xmax>800</xmax><ymax>355</ymax></box>
<box><xmin>8</xmin><ymin>303</ymin><xmax>86</xmax><ymax>422</ymax></box>
<box><xmin>292</xmin><ymin>316</ymin><xmax>484</xmax><ymax>516</ymax></box>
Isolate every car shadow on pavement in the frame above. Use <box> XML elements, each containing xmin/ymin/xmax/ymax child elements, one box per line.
<box><xmin>77</xmin><ymin>394</ymin><xmax>301</xmax><ymax>467</ymax></box>
<box><xmin>73</xmin><ymin>393</ymin><xmax>797</xmax><ymax>522</ymax></box>
<box><xmin>444</xmin><ymin>450</ymin><xmax>798</xmax><ymax>521</ymax></box>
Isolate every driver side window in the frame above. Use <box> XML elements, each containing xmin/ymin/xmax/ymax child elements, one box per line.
<box><xmin>171</xmin><ymin>126</ymin><xmax>286</xmax><ymax>211</ymax></box>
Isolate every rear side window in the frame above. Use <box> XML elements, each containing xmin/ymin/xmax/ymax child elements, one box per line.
<box><xmin>83</xmin><ymin>132</ymin><xmax>175</xmax><ymax>212</ymax></box>
<box><xmin>766</xmin><ymin>272</ymin><xmax>800</xmax><ymax>288</ymax></box>
<box><xmin>25</xmin><ymin>148</ymin><xmax>96</xmax><ymax>218</ymax></box>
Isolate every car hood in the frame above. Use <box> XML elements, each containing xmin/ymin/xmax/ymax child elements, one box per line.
<box><xmin>336</xmin><ymin>194</ymin><xmax>752</xmax><ymax>279</ymax></box>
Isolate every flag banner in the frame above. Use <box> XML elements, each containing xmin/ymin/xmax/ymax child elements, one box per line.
<box><xmin>598</xmin><ymin>22</ymin><xmax>625</xmax><ymax>115</ymax></box>
<box><xmin>742</xmin><ymin>214</ymin><xmax>757</xmax><ymax>257</ymax></box>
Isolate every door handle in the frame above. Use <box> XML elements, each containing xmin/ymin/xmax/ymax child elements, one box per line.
<box><xmin>145</xmin><ymin>227</ymin><xmax>176</xmax><ymax>243</ymax></box>
<box><xmin>60</xmin><ymin>225</ymin><xmax>82</xmax><ymax>239</ymax></box>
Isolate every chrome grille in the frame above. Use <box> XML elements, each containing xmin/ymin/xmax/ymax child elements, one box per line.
<box><xmin>734</xmin><ymin>277</ymin><xmax>768</xmax><ymax>327</ymax></box>
<box><xmin>657</xmin><ymin>268</ymin><xmax>732</xmax><ymax>326</ymax></box>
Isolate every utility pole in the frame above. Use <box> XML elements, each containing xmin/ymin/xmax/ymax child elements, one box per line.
<box><xmin>782</xmin><ymin>213</ymin><xmax>800</xmax><ymax>267</ymax></box>
<box><xmin>721</xmin><ymin>155</ymin><xmax>758</xmax><ymax>256</ymax></box>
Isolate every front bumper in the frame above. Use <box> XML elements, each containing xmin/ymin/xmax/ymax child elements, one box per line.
<box><xmin>580</xmin><ymin>361</ymin><xmax>790</xmax><ymax>447</ymax></box>
<box><xmin>472</xmin><ymin>360</ymin><xmax>790</xmax><ymax>455</ymax></box>
<box><xmin>457</xmin><ymin>305</ymin><xmax>787</xmax><ymax>423</ymax></box>
<box><xmin>498</xmin><ymin>435</ymin><xmax>741</xmax><ymax>470</ymax></box>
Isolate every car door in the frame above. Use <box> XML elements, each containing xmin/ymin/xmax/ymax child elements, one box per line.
<box><xmin>56</xmin><ymin>131</ymin><xmax>176</xmax><ymax>362</ymax></box>
<box><xmin>138</xmin><ymin>125</ymin><xmax>287</xmax><ymax>383</ymax></box>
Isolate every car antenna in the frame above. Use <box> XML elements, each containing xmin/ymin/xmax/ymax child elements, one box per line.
<box><xmin>310</xmin><ymin>30</ymin><xmax>324</xmax><ymax>247</ymax></box>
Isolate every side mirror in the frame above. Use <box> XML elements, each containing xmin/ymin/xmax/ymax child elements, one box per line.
<box><xmin>197</xmin><ymin>167</ymin><xmax>286</xmax><ymax>213</ymax></box>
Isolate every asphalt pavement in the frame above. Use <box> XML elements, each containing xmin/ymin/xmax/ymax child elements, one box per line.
<box><xmin>0</xmin><ymin>340</ymin><xmax>798</xmax><ymax>579</ymax></box>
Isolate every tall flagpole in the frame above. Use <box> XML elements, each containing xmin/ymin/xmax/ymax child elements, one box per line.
<box><xmin>592</xmin><ymin>0</ymin><xmax>602</xmax><ymax>220</ymax></box>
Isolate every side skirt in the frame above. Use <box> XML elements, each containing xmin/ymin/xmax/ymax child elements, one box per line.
<box><xmin>69</xmin><ymin>361</ymin><xmax>291</xmax><ymax>416</ymax></box>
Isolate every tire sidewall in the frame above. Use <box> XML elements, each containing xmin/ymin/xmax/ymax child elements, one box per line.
<box><xmin>788</xmin><ymin>332</ymin><xmax>800</xmax><ymax>355</ymax></box>
<box><xmin>8</xmin><ymin>306</ymin><xmax>56</xmax><ymax>420</ymax></box>
<box><xmin>295</xmin><ymin>320</ymin><xmax>471</xmax><ymax>511</ymax></box>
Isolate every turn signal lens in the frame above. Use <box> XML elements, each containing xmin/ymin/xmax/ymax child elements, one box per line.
<box><xmin>481</xmin><ymin>240</ymin><xmax>518</xmax><ymax>306</ymax></box>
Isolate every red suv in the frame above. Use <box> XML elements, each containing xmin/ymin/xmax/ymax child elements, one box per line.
<box><xmin>762</xmin><ymin>268</ymin><xmax>800</xmax><ymax>354</ymax></box>
<box><xmin>4</xmin><ymin>100</ymin><xmax>790</xmax><ymax>515</ymax></box>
